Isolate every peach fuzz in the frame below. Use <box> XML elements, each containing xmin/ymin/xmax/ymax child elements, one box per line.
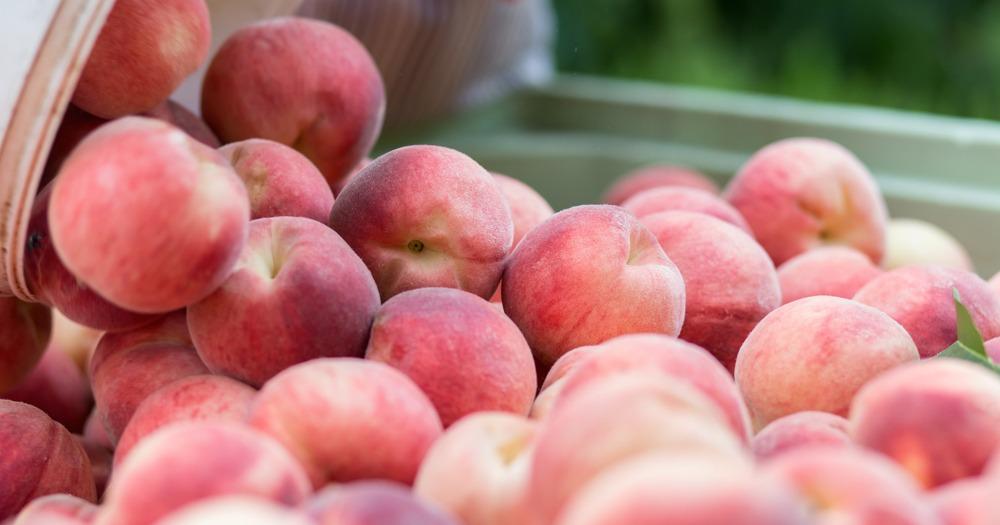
<box><xmin>624</xmin><ymin>187</ymin><xmax>752</xmax><ymax>234</ymax></box>
<box><xmin>115</xmin><ymin>375</ymin><xmax>256</xmax><ymax>466</ymax></box>
<box><xmin>525</xmin><ymin>373</ymin><xmax>749</xmax><ymax>525</ymax></box>
<box><xmin>218</xmin><ymin>139</ymin><xmax>334</xmax><ymax>222</ymax></box>
<box><xmin>735</xmin><ymin>296</ymin><xmax>918</xmax><ymax>429</ymax></box>
<box><xmin>643</xmin><ymin>212</ymin><xmax>780</xmax><ymax>370</ymax></box>
<box><xmin>549</xmin><ymin>334</ymin><xmax>752</xmax><ymax>443</ymax></box>
<box><xmin>777</xmin><ymin>246</ymin><xmax>882</xmax><ymax>304</ymax></box>
<box><xmin>306</xmin><ymin>481</ymin><xmax>458</xmax><ymax>525</ymax></box>
<box><xmin>724</xmin><ymin>138</ymin><xmax>888</xmax><ymax>266</ymax></box>
<box><xmin>929</xmin><ymin>477</ymin><xmax>1000</xmax><ymax>525</ymax></box>
<box><xmin>188</xmin><ymin>217</ymin><xmax>379</xmax><ymax>387</ymax></box>
<box><xmin>853</xmin><ymin>265</ymin><xmax>1000</xmax><ymax>358</ymax></box>
<box><xmin>885</xmin><ymin>218</ymin><xmax>973</xmax><ymax>271</ymax></box>
<box><xmin>4</xmin><ymin>345</ymin><xmax>92</xmax><ymax>433</ymax></box>
<box><xmin>415</xmin><ymin>413</ymin><xmax>537</xmax><ymax>525</ymax></box>
<box><xmin>762</xmin><ymin>447</ymin><xmax>937</xmax><ymax>525</ymax></box>
<box><xmin>202</xmin><ymin>17</ymin><xmax>385</xmax><ymax>187</ymax></box>
<box><xmin>751</xmin><ymin>411</ymin><xmax>851</xmax><ymax>461</ymax></box>
<box><xmin>330</xmin><ymin>145</ymin><xmax>513</xmax><ymax>300</ymax></box>
<box><xmin>248</xmin><ymin>358</ymin><xmax>442</xmax><ymax>487</ymax></box>
<box><xmin>366</xmin><ymin>288</ymin><xmax>536</xmax><ymax>426</ymax></box>
<box><xmin>96</xmin><ymin>422</ymin><xmax>311</xmax><ymax>525</ymax></box>
<box><xmin>24</xmin><ymin>184</ymin><xmax>159</xmax><ymax>332</ymax></box>
<box><xmin>0</xmin><ymin>297</ymin><xmax>50</xmax><ymax>394</ymax></box>
<box><xmin>156</xmin><ymin>497</ymin><xmax>313</xmax><ymax>525</ymax></box>
<box><xmin>49</xmin><ymin>117</ymin><xmax>250</xmax><ymax>314</ymax></box>
<box><xmin>10</xmin><ymin>494</ymin><xmax>97</xmax><ymax>525</ymax></box>
<box><xmin>850</xmin><ymin>358</ymin><xmax>1000</xmax><ymax>489</ymax></box>
<box><xmin>602</xmin><ymin>164</ymin><xmax>719</xmax><ymax>205</ymax></box>
<box><xmin>555</xmin><ymin>455</ymin><xmax>806</xmax><ymax>525</ymax></box>
<box><xmin>89</xmin><ymin>312</ymin><xmax>209</xmax><ymax>444</ymax></box>
<box><xmin>72</xmin><ymin>0</ymin><xmax>210</xmax><ymax>118</ymax></box>
<box><xmin>0</xmin><ymin>401</ymin><xmax>95</xmax><ymax>521</ymax></box>
<box><xmin>502</xmin><ymin>205</ymin><xmax>686</xmax><ymax>370</ymax></box>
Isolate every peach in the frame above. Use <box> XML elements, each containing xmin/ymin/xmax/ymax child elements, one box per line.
<box><xmin>489</xmin><ymin>174</ymin><xmax>555</xmax><ymax>302</ymax></box>
<box><xmin>89</xmin><ymin>312</ymin><xmax>209</xmax><ymax>444</ymax></box>
<box><xmin>930</xmin><ymin>477</ymin><xmax>1000</xmax><ymax>525</ymax></box>
<box><xmin>188</xmin><ymin>217</ymin><xmax>379</xmax><ymax>386</ymax></box>
<box><xmin>853</xmin><ymin>265</ymin><xmax>1000</xmax><ymax>358</ymax></box>
<box><xmin>329</xmin><ymin>145</ymin><xmax>513</xmax><ymax>300</ymax></box>
<box><xmin>73</xmin><ymin>0</ymin><xmax>210</xmax><ymax>118</ymax></box>
<box><xmin>83</xmin><ymin>409</ymin><xmax>112</xmax><ymax>451</ymax></box>
<box><xmin>11</xmin><ymin>494</ymin><xmax>97</xmax><ymax>525</ymax></box>
<box><xmin>526</xmin><ymin>373</ymin><xmax>749</xmax><ymax>524</ymax></box>
<box><xmin>414</xmin><ymin>413</ymin><xmax>537</xmax><ymax>525</ymax></box>
<box><xmin>50</xmin><ymin>311</ymin><xmax>101</xmax><ymax>373</ymax></box>
<box><xmin>502</xmin><ymin>205</ymin><xmax>686</xmax><ymax>370</ymax></box>
<box><xmin>49</xmin><ymin>117</ymin><xmax>250</xmax><ymax>313</ymax></box>
<box><xmin>366</xmin><ymin>288</ymin><xmax>536</xmax><ymax>426</ymax></box>
<box><xmin>763</xmin><ymin>447</ymin><xmax>937</xmax><ymax>525</ymax></box>
<box><xmin>202</xmin><ymin>17</ymin><xmax>385</xmax><ymax>187</ymax></box>
<box><xmin>885</xmin><ymin>218</ymin><xmax>973</xmax><ymax>271</ymax></box>
<box><xmin>4</xmin><ymin>345</ymin><xmax>91</xmax><ymax>433</ymax></box>
<box><xmin>624</xmin><ymin>187</ymin><xmax>752</xmax><ymax>234</ymax></box>
<box><xmin>156</xmin><ymin>497</ymin><xmax>313</xmax><ymax>525</ymax></box>
<box><xmin>333</xmin><ymin>157</ymin><xmax>372</xmax><ymax>196</ymax></box>
<box><xmin>142</xmin><ymin>100</ymin><xmax>220</xmax><ymax>148</ymax></box>
<box><xmin>603</xmin><ymin>164</ymin><xmax>719</xmax><ymax>205</ymax></box>
<box><xmin>985</xmin><ymin>336</ymin><xmax>1000</xmax><ymax>362</ymax></box>
<box><xmin>643</xmin><ymin>212</ymin><xmax>780</xmax><ymax>370</ymax></box>
<box><xmin>777</xmin><ymin>246</ymin><xmax>883</xmax><ymax>304</ymax></box>
<box><xmin>0</xmin><ymin>401</ymin><xmax>95</xmax><ymax>520</ymax></box>
<box><xmin>248</xmin><ymin>358</ymin><xmax>443</xmax><ymax>487</ymax></box>
<box><xmin>97</xmin><ymin>422</ymin><xmax>311</xmax><ymax>525</ymax></box>
<box><xmin>115</xmin><ymin>375</ymin><xmax>257</xmax><ymax>466</ymax></box>
<box><xmin>724</xmin><ymin>138</ymin><xmax>888</xmax><ymax>265</ymax></box>
<box><xmin>735</xmin><ymin>296</ymin><xmax>918</xmax><ymax>429</ymax></box>
<box><xmin>548</xmin><ymin>334</ymin><xmax>752</xmax><ymax>443</ymax></box>
<box><xmin>752</xmin><ymin>411</ymin><xmax>851</xmax><ymax>461</ymax></box>
<box><xmin>25</xmin><ymin>184</ymin><xmax>159</xmax><ymax>332</ymax></box>
<box><xmin>76</xmin><ymin>437</ymin><xmax>111</xmax><ymax>500</ymax></box>
<box><xmin>0</xmin><ymin>298</ymin><xmax>50</xmax><ymax>394</ymax></box>
<box><xmin>989</xmin><ymin>271</ymin><xmax>1000</xmax><ymax>298</ymax></box>
<box><xmin>850</xmin><ymin>358</ymin><xmax>1000</xmax><ymax>488</ymax></box>
<box><xmin>555</xmin><ymin>455</ymin><xmax>806</xmax><ymax>525</ymax></box>
<box><xmin>218</xmin><ymin>139</ymin><xmax>334</xmax><ymax>222</ymax></box>
<box><xmin>306</xmin><ymin>481</ymin><xmax>458</xmax><ymax>525</ymax></box>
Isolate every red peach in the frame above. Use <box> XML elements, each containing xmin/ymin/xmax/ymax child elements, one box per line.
<box><xmin>555</xmin><ymin>455</ymin><xmax>807</xmax><ymax>525</ymax></box>
<box><xmin>10</xmin><ymin>494</ymin><xmax>97</xmax><ymax>525</ymax></box>
<box><xmin>735</xmin><ymin>296</ymin><xmax>918</xmax><ymax>429</ymax></box>
<box><xmin>202</xmin><ymin>17</ymin><xmax>385</xmax><ymax>187</ymax></box>
<box><xmin>156</xmin><ymin>497</ymin><xmax>313</xmax><ymax>525</ymax></box>
<box><xmin>489</xmin><ymin>174</ymin><xmax>555</xmax><ymax>303</ymax></box>
<box><xmin>549</xmin><ymin>334</ymin><xmax>752</xmax><ymax>443</ymax></box>
<box><xmin>218</xmin><ymin>139</ymin><xmax>334</xmax><ymax>222</ymax></box>
<box><xmin>414</xmin><ymin>413</ymin><xmax>537</xmax><ymax>525</ymax></box>
<box><xmin>49</xmin><ymin>117</ymin><xmax>250</xmax><ymax>313</ymax></box>
<box><xmin>643</xmin><ymin>211</ymin><xmax>780</xmax><ymax>370</ymax></box>
<box><xmin>724</xmin><ymin>138</ymin><xmax>888</xmax><ymax>265</ymax></box>
<box><xmin>850</xmin><ymin>358</ymin><xmax>1000</xmax><ymax>488</ymax></box>
<box><xmin>929</xmin><ymin>477</ymin><xmax>1000</xmax><ymax>525</ymax></box>
<box><xmin>885</xmin><ymin>218</ymin><xmax>973</xmax><ymax>271</ymax></box>
<box><xmin>76</xmin><ymin>437</ymin><xmax>111</xmax><ymax>500</ymax></box>
<box><xmin>366</xmin><ymin>288</ymin><xmax>536</xmax><ymax>426</ymax></box>
<box><xmin>625</xmin><ymin>187</ymin><xmax>752</xmax><ymax>234</ymax></box>
<box><xmin>752</xmin><ymin>411</ymin><xmax>851</xmax><ymax>461</ymax></box>
<box><xmin>142</xmin><ymin>100</ymin><xmax>220</xmax><ymax>148</ymax></box>
<box><xmin>89</xmin><ymin>312</ymin><xmax>209</xmax><ymax>444</ymax></box>
<box><xmin>502</xmin><ymin>205</ymin><xmax>686</xmax><ymax>370</ymax></box>
<box><xmin>248</xmin><ymin>358</ymin><xmax>443</xmax><ymax>487</ymax></box>
<box><xmin>82</xmin><ymin>409</ymin><xmax>112</xmax><ymax>451</ymax></box>
<box><xmin>4</xmin><ymin>345</ymin><xmax>91</xmax><ymax>433</ymax></box>
<box><xmin>306</xmin><ymin>481</ymin><xmax>458</xmax><ymax>525</ymax></box>
<box><xmin>0</xmin><ymin>401</ymin><xmax>95</xmax><ymax>520</ymax></box>
<box><xmin>333</xmin><ymin>157</ymin><xmax>373</xmax><ymax>197</ymax></box>
<box><xmin>330</xmin><ymin>145</ymin><xmax>513</xmax><ymax>300</ymax></box>
<box><xmin>0</xmin><ymin>298</ymin><xmax>50</xmax><ymax>394</ymax></box>
<box><xmin>188</xmin><ymin>217</ymin><xmax>379</xmax><ymax>386</ymax></box>
<box><xmin>602</xmin><ymin>164</ymin><xmax>719</xmax><ymax>205</ymax></box>
<box><xmin>777</xmin><ymin>246</ymin><xmax>883</xmax><ymax>304</ymax></box>
<box><xmin>114</xmin><ymin>375</ymin><xmax>256</xmax><ymax>466</ymax></box>
<box><xmin>96</xmin><ymin>422</ymin><xmax>312</xmax><ymax>525</ymax></box>
<box><xmin>73</xmin><ymin>0</ymin><xmax>211</xmax><ymax>118</ymax></box>
<box><xmin>853</xmin><ymin>265</ymin><xmax>1000</xmax><ymax>358</ymax></box>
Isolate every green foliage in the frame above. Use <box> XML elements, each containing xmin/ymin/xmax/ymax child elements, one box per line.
<box><xmin>552</xmin><ymin>0</ymin><xmax>1000</xmax><ymax>119</ymax></box>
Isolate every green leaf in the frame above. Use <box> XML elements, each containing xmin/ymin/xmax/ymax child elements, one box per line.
<box><xmin>953</xmin><ymin>288</ymin><xmax>987</xmax><ymax>357</ymax></box>
<box><xmin>939</xmin><ymin>341</ymin><xmax>1000</xmax><ymax>376</ymax></box>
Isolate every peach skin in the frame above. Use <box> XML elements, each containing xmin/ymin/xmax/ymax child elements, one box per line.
<box><xmin>603</xmin><ymin>164</ymin><xmax>719</xmax><ymax>205</ymax></box>
<box><xmin>777</xmin><ymin>246</ymin><xmax>882</xmax><ymax>304</ymax></box>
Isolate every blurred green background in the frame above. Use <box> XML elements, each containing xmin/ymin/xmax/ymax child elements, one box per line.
<box><xmin>552</xmin><ymin>0</ymin><xmax>1000</xmax><ymax>120</ymax></box>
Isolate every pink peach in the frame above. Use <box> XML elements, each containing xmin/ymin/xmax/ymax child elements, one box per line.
<box><xmin>142</xmin><ymin>100</ymin><xmax>220</xmax><ymax>148</ymax></box>
<box><xmin>602</xmin><ymin>164</ymin><xmax>719</xmax><ymax>205</ymax></box>
<box><xmin>624</xmin><ymin>187</ymin><xmax>752</xmax><ymax>234</ymax></box>
<box><xmin>489</xmin><ymin>174</ymin><xmax>555</xmax><ymax>303</ymax></box>
<box><xmin>306</xmin><ymin>481</ymin><xmax>458</xmax><ymax>525</ymax></box>
<box><xmin>777</xmin><ymin>246</ymin><xmax>883</xmax><ymax>304</ymax></box>
<box><xmin>751</xmin><ymin>411</ymin><xmax>851</xmax><ymax>461</ymax></box>
<box><xmin>156</xmin><ymin>497</ymin><xmax>313</xmax><ymax>525</ymax></box>
<box><xmin>4</xmin><ymin>345</ymin><xmax>91</xmax><ymax>433</ymax></box>
<box><xmin>333</xmin><ymin>157</ymin><xmax>372</xmax><ymax>196</ymax></box>
<box><xmin>0</xmin><ymin>298</ymin><xmax>50</xmax><ymax>394</ymax></box>
<box><xmin>10</xmin><ymin>494</ymin><xmax>97</xmax><ymax>525</ymax></box>
<box><xmin>885</xmin><ymin>218</ymin><xmax>973</xmax><ymax>271</ymax></box>
<box><xmin>929</xmin><ymin>477</ymin><xmax>1000</xmax><ymax>525</ymax></box>
<box><xmin>985</xmin><ymin>336</ymin><xmax>1000</xmax><ymax>362</ymax></box>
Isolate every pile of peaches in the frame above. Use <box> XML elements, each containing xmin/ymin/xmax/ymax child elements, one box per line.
<box><xmin>4</xmin><ymin>1</ymin><xmax>1000</xmax><ymax>524</ymax></box>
